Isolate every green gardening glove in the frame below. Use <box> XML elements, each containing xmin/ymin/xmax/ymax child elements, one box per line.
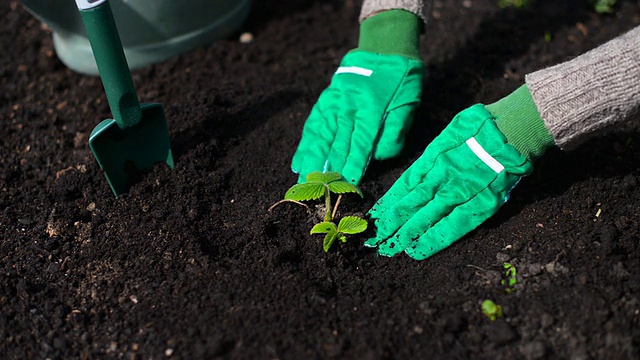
<box><xmin>365</xmin><ymin>103</ymin><xmax>538</xmax><ymax>260</ymax></box>
<box><xmin>291</xmin><ymin>10</ymin><xmax>424</xmax><ymax>184</ymax></box>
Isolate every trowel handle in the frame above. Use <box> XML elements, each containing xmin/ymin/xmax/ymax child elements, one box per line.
<box><xmin>76</xmin><ymin>0</ymin><xmax>141</xmax><ymax>129</ymax></box>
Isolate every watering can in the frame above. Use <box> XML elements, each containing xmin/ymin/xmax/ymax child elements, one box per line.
<box><xmin>20</xmin><ymin>0</ymin><xmax>250</xmax><ymax>75</ymax></box>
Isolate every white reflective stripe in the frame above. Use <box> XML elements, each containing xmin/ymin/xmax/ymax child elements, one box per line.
<box><xmin>76</xmin><ymin>0</ymin><xmax>107</xmax><ymax>10</ymax></box>
<box><xmin>335</xmin><ymin>66</ymin><xmax>373</xmax><ymax>77</ymax></box>
<box><xmin>465</xmin><ymin>137</ymin><xmax>504</xmax><ymax>174</ymax></box>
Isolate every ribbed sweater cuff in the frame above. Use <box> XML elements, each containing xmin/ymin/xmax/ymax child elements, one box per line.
<box><xmin>486</xmin><ymin>85</ymin><xmax>554</xmax><ymax>161</ymax></box>
<box><xmin>358</xmin><ymin>10</ymin><xmax>421</xmax><ymax>60</ymax></box>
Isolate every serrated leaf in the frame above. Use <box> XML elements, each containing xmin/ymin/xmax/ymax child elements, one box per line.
<box><xmin>328</xmin><ymin>181</ymin><xmax>363</xmax><ymax>197</ymax></box>
<box><xmin>322</xmin><ymin>172</ymin><xmax>343</xmax><ymax>183</ymax></box>
<box><xmin>306</xmin><ymin>171</ymin><xmax>343</xmax><ymax>184</ymax></box>
<box><xmin>305</xmin><ymin>171</ymin><xmax>326</xmax><ymax>183</ymax></box>
<box><xmin>337</xmin><ymin>216</ymin><xmax>368</xmax><ymax>234</ymax></box>
<box><xmin>305</xmin><ymin>171</ymin><xmax>339</xmax><ymax>183</ymax></box>
<box><xmin>310</xmin><ymin>221</ymin><xmax>337</xmax><ymax>235</ymax></box>
<box><xmin>323</xmin><ymin>231</ymin><xmax>341</xmax><ymax>252</ymax></box>
<box><xmin>285</xmin><ymin>183</ymin><xmax>326</xmax><ymax>201</ymax></box>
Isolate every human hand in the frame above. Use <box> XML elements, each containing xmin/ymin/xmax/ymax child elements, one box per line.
<box><xmin>365</xmin><ymin>104</ymin><xmax>534</xmax><ymax>260</ymax></box>
<box><xmin>291</xmin><ymin>9</ymin><xmax>423</xmax><ymax>184</ymax></box>
<box><xmin>291</xmin><ymin>50</ymin><xmax>423</xmax><ymax>184</ymax></box>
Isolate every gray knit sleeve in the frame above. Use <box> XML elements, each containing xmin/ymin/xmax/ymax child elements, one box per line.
<box><xmin>526</xmin><ymin>26</ymin><xmax>640</xmax><ymax>150</ymax></box>
<box><xmin>359</xmin><ymin>0</ymin><xmax>431</xmax><ymax>24</ymax></box>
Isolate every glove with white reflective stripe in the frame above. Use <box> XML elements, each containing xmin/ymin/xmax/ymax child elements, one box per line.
<box><xmin>291</xmin><ymin>10</ymin><xmax>424</xmax><ymax>185</ymax></box>
<box><xmin>366</xmin><ymin>85</ymin><xmax>555</xmax><ymax>260</ymax></box>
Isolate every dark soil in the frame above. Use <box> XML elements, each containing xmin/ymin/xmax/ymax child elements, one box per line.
<box><xmin>2</xmin><ymin>0</ymin><xmax>640</xmax><ymax>359</ymax></box>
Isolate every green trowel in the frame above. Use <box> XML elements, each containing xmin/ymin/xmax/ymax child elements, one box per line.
<box><xmin>76</xmin><ymin>0</ymin><xmax>174</xmax><ymax>196</ymax></box>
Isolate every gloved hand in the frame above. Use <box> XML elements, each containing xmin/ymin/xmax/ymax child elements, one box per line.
<box><xmin>291</xmin><ymin>10</ymin><xmax>424</xmax><ymax>185</ymax></box>
<box><xmin>365</xmin><ymin>92</ymin><xmax>554</xmax><ymax>259</ymax></box>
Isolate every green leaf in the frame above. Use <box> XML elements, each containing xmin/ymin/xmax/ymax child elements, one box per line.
<box><xmin>337</xmin><ymin>216</ymin><xmax>368</xmax><ymax>234</ymax></box>
<box><xmin>498</xmin><ymin>0</ymin><xmax>531</xmax><ymax>8</ymax></box>
<box><xmin>339</xmin><ymin>234</ymin><xmax>347</xmax><ymax>243</ymax></box>
<box><xmin>501</xmin><ymin>263</ymin><xmax>517</xmax><ymax>291</ymax></box>
<box><xmin>328</xmin><ymin>181</ymin><xmax>363</xmax><ymax>197</ymax></box>
<box><xmin>305</xmin><ymin>171</ymin><xmax>326</xmax><ymax>183</ymax></box>
<box><xmin>322</xmin><ymin>172</ymin><xmax>343</xmax><ymax>183</ymax></box>
<box><xmin>285</xmin><ymin>183</ymin><xmax>326</xmax><ymax>201</ymax></box>
<box><xmin>323</xmin><ymin>231</ymin><xmax>341</xmax><ymax>252</ymax></box>
<box><xmin>310</xmin><ymin>221</ymin><xmax>337</xmax><ymax>235</ymax></box>
<box><xmin>594</xmin><ymin>0</ymin><xmax>616</xmax><ymax>13</ymax></box>
<box><xmin>306</xmin><ymin>171</ymin><xmax>342</xmax><ymax>184</ymax></box>
<box><xmin>481</xmin><ymin>300</ymin><xmax>503</xmax><ymax>321</ymax></box>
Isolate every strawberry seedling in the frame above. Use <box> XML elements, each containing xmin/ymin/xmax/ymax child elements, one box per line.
<box><xmin>270</xmin><ymin>171</ymin><xmax>368</xmax><ymax>252</ymax></box>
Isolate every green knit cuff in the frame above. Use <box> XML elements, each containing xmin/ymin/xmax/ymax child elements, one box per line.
<box><xmin>486</xmin><ymin>84</ymin><xmax>555</xmax><ymax>161</ymax></box>
<box><xmin>358</xmin><ymin>10</ymin><xmax>421</xmax><ymax>60</ymax></box>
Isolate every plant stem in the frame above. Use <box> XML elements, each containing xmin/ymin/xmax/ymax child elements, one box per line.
<box><xmin>268</xmin><ymin>199</ymin><xmax>311</xmax><ymax>212</ymax></box>
<box><xmin>324</xmin><ymin>185</ymin><xmax>332</xmax><ymax>222</ymax></box>
<box><xmin>331</xmin><ymin>195</ymin><xmax>342</xmax><ymax>220</ymax></box>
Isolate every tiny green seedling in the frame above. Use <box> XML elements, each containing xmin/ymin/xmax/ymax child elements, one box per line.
<box><xmin>310</xmin><ymin>216</ymin><xmax>368</xmax><ymax>252</ymax></box>
<box><xmin>481</xmin><ymin>300</ymin><xmax>503</xmax><ymax>321</ymax></box>
<box><xmin>498</xmin><ymin>0</ymin><xmax>615</xmax><ymax>13</ymax></box>
<box><xmin>269</xmin><ymin>171</ymin><xmax>368</xmax><ymax>252</ymax></box>
<box><xmin>501</xmin><ymin>263</ymin><xmax>517</xmax><ymax>293</ymax></box>
<box><xmin>498</xmin><ymin>0</ymin><xmax>531</xmax><ymax>9</ymax></box>
<box><xmin>592</xmin><ymin>0</ymin><xmax>617</xmax><ymax>13</ymax></box>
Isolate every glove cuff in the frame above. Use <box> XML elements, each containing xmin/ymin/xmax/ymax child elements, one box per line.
<box><xmin>486</xmin><ymin>85</ymin><xmax>555</xmax><ymax>161</ymax></box>
<box><xmin>358</xmin><ymin>10</ymin><xmax>421</xmax><ymax>60</ymax></box>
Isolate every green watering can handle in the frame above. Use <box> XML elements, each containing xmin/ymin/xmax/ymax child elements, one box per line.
<box><xmin>76</xmin><ymin>0</ymin><xmax>141</xmax><ymax>129</ymax></box>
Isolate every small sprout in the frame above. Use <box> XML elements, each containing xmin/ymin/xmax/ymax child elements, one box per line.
<box><xmin>498</xmin><ymin>0</ymin><xmax>531</xmax><ymax>9</ymax></box>
<box><xmin>544</xmin><ymin>31</ymin><xmax>552</xmax><ymax>43</ymax></box>
<box><xmin>311</xmin><ymin>216</ymin><xmax>368</xmax><ymax>252</ymax></box>
<box><xmin>271</xmin><ymin>171</ymin><xmax>367</xmax><ymax>252</ymax></box>
<box><xmin>501</xmin><ymin>263</ymin><xmax>517</xmax><ymax>293</ymax></box>
<box><xmin>592</xmin><ymin>0</ymin><xmax>616</xmax><ymax>13</ymax></box>
<box><xmin>481</xmin><ymin>300</ymin><xmax>503</xmax><ymax>321</ymax></box>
